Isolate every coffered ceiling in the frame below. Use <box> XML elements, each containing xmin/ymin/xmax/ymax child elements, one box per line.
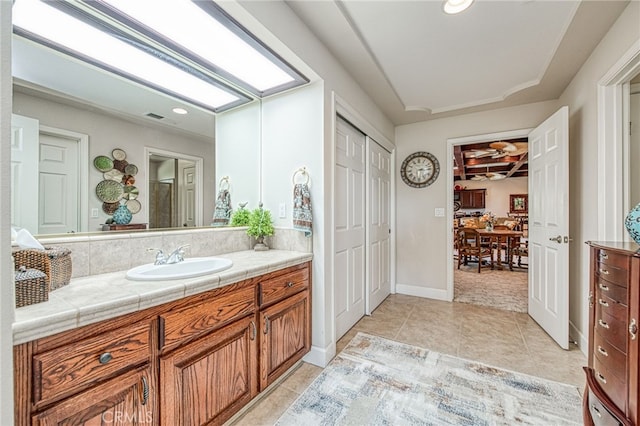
<box><xmin>287</xmin><ymin>0</ymin><xmax>629</xmax><ymax>125</ymax></box>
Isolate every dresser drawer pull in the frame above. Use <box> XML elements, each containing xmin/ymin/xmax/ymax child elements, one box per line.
<box><xmin>591</xmin><ymin>405</ymin><xmax>602</xmax><ymax>418</ymax></box>
<box><xmin>599</xmin><ymin>268</ymin><xmax>609</xmax><ymax>275</ymax></box>
<box><xmin>600</xmin><ymin>251</ymin><xmax>609</xmax><ymax>260</ymax></box>
<box><xmin>596</xmin><ymin>371</ymin><xmax>607</xmax><ymax>384</ymax></box>
<box><xmin>286</xmin><ymin>281</ymin><xmax>294</xmax><ymax>288</ymax></box>
<box><xmin>630</xmin><ymin>318</ymin><xmax>638</xmax><ymax>340</ymax></box>
<box><xmin>598</xmin><ymin>319</ymin><xmax>610</xmax><ymax>329</ymax></box>
<box><xmin>98</xmin><ymin>352</ymin><xmax>113</xmax><ymax>364</ymax></box>
<box><xmin>597</xmin><ymin>346</ymin><xmax>608</xmax><ymax>357</ymax></box>
<box><xmin>598</xmin><ymin>299</ymin><xmax>609</xmax><ymax>307</ymax></box>
<box><xmin>598</xmin><ymin>283</ymin><xmax>609</xmax><ymax>291</ymax></box>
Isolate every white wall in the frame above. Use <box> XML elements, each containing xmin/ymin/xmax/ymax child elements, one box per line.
<box><xmin>557</xmin><ymin>1</ymin><xmax>640</xmax><ymax>350</ymax></box>
<box><xmin>0</xmin><ymin>2</ymin><xmax>14</xmax><ymax>424</ymax></box>
<box><xmin>13</xmin><ymin>92</ymin><xmax>216</xmax><ymax>231</ymax></box>
<box><xmin>395</xmin><ymin>100</ymin><xmax>558</xmax><ymax>297</ymax></box>
<box><xmin>215</xmin><ymin>101</ymin><xmax>261</xmax><ymax>210</ymax></box>
<box><xmin>457</xmin><ymin>177</ymin><xmax>528</xmax><ymax>217</ymax></box>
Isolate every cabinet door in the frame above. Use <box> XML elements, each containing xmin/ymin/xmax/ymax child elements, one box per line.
<box><xmin>260</xmin><ymin>290</ymin><xmax>311</xmax><ymax>389</ymax></box>
<box><xmin>32</xmin><ymin>367</ymin><xmax>153</xmax><ymax>425</ymax></box>
<box><xmin>160</xmin><ymin>316</ymin><xmax>258</xmax><ymax>426</ymax></box>
<box><xmin>472</xmin><ymin>191</ymin><xmax>485</xmax><ymax>208</ymax></box>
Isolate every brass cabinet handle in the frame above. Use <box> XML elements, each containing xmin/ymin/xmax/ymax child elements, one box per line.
<box><xmin>286</xmin><ymin>281</ymin><xmax>294</xmax><ymax>288</ymax></box>
<box><xmin>630</xmin><ymin>318</ymin><xmax>638</xmax><ymax>340</ymax></box>
<box><xmin>598</xmin><ymin>299</ymin><xmax>609</xmax><ymax>307</ymax></box>
<box><xmin>99</xmin><ymin>352</ymin><xmax>113</xmax><ymax>364</ymax></box>
<box><xmin>141</xmin><ymin>376</ymin><xmax>149</xmax><ymax>406</ymax></box>
<box><xmin>597</xmin><ymin>346</ymin><xmax>608</xmax><ymax>357</ymax></box>
<box><xmin>263</xmin><ymin>317</ymin><xmax>270</xmax><ymax>335</ymax></box>
<box><xmin>599</xmin><ymin>268</ymin><xmax>609</xmax><ymax>275</ymax></box>
<box><xmin>596</xmin><ymin>371</ymin><xmax>607</xmax><ymax>384</ymax></box>
<box><xmin>599</xmin><ymin>251</ymin><xmax>609</xmax><ymax>260</ymax></box>
<box><xmin>598</xmin><ymin>319</ymin><xmax>610</xmax><ymax>329</ymax></box>
<box><xmin>598</xmin><ymin>283</ymin><xmax>609</xmax><ymax>291</ymax></box>
<box><xmin>250</xmin><ymin>321</ymin><xmax>257</xmax><ymax>341</ymax></box>
<box><xmin>591</xmin><ymin>405</ymin><xmax>602</xmax><ymax>418</ymax></box>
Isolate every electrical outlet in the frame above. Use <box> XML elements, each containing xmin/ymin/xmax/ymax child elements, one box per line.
<box><xmin>91</xmin><ymin>208</ymin><xmax>99</xmax><ymax>218</ymax></box>
<box><xmin>279</xmin><ymin>203</ymin><xmax>286</xmax><ymax>218</ymax></box>
<box><xmin>434</xmin><ymin>207</ymin><xmax>445</xmax><ymax>217</ymax></box>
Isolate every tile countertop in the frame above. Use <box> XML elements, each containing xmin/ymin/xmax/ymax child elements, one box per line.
<box><xmin>13</xmin><ymin>250</ymin><xmax>313</xmax><ymax>345</ymax></box>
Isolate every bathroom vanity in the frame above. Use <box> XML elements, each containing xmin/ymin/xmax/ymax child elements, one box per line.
<box><xmin>13</xmin><ymin>250</ymin><xmax>312</xmax><ymax>426</ymax></box>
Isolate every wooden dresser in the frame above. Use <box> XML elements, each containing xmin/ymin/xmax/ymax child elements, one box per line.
<box><xmin>585</xmin><ymin>242</ymin><xmax>640</xmax><ymax>426</ymax></box>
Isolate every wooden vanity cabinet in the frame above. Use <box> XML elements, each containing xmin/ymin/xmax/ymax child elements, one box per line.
<box><xmin>258</xmin><ymin>263</ymin><xmax>312</xmax><ymax>390</ymax></box>
<box><xmin>15</xmin><ymin>261</ymin><xmax>312</xmax><ymax>426</ymax></box>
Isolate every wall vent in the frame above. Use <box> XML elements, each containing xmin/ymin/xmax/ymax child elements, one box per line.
<box><xmin>146</xmin><ymin>112</ymin><xmax>164</xmax><ymax>120</ymax></box>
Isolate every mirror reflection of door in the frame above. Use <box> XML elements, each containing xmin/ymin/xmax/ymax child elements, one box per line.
<box><xmin>630</xmin><ymin>75</ymin><xmax>640</xmax><ymax>208</ymax></box>
<box><xmin>148</xmin><ymin>154</ymin><xmax>196</xmax><ymax>229</ymax></box>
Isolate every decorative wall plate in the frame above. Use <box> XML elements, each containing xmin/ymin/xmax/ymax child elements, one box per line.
<box><xmin>112</xmin><ymin>148</ymin><xmax>126</xmax><ymax>161</ymax></box>
<box><xmin>96</xmin><ymin>179</ymin><xmax>124</xmax><ymax>203</ymax></box>
<box><xmin>126</xmin><ymin>199</ymin><xmax>141</xmax><ymax>214</ymax></box>
<box><xmin>93</xmin><ymin>156</ymin><xmax>113</xmax><ymax>172</ymax></box>
<box><xmin>102</xmin><ymin>201</ymin><xmax>120</xmax><ymax>214</ymax></box>
<box><xmin>123</xmin><ymin>175</ymin><xmax>136</xmax><ymax>186</ymax></box>
<box><xmin>103</xmin><ymin>169</ymin><xmax>124</xmax><ymax>182</ymax></box>
<box><xmin>124</xmin><ymin>186</ymin><xmax>139</xmax><ymax>200</ymax></box>
<box><xmin>113</xmin><ymin>159</ymin><xmax>129</xmax><ymax>173</ymax></box>
<box><xmin>124</xmin><ymin>164</ymin><xmax>138</xmax><ymax>175</ymax></box>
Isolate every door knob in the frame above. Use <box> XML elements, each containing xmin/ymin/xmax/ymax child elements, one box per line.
<box><xmin>549</xmin><ymin>235</ymin><xmax>562</xmax><ymax>243</ymax></box>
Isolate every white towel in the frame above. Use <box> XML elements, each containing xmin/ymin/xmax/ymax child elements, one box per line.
<box><xmin>293</xmin><ymin>184</ymin><xmax>312</xmax><ymax>236</ymax></box>
<box><xmin>212</xmin><ymin>189</ymin><xmax>232</xmax><ymax>227</ymax></box>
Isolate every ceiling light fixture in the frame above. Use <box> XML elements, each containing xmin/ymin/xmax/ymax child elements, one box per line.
<box><xmin>12</xmin><ymin>0</ymin><xmax>247</xmax><ymax>112</ymax></box>
<box><xmin>172</xmin><ymin>107</ymin><xmax>188</xmax><ymax>115</ymax></box>
<box><xmin>443</xmin><ymin>0</ymin><xmax>474</xmax><ymax>14</ymax></box>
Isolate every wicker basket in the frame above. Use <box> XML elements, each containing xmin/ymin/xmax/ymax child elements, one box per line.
<box><xmin>12</xmin><ymin>247</ymin><xmax>72</xmax><ymax>291</ymax></box>
<box><xmin>15</xmin><ymin>268</ymin><xmax>49</xmax><ymax>308</ymax></box>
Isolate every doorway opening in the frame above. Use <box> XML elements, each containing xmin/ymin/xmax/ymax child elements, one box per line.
<box><xmin>452</xmin><ymin>137</ymin><xmax>529</xmax><ymax>313</ymax></box>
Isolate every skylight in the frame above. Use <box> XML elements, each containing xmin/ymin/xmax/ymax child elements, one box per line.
<box><xmin>94</xmin><ymin>0</ymin><xmax>304</xmax><ymax>94</ymax></box>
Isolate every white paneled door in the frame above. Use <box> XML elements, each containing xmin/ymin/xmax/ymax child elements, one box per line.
<box><xmin>528</xmin><ymin>106</ymin><xmax>570</xmax><ymax>350</ymax></box>
<box><xmin>367</xmin><ymin>139</ymin><xmax>391</xmax><ymax>313</ymax></box>
<box><xmin>11</xmin><ymin>114</ymin><xmax>40</xmax><ymax>232</ymax></box>
<box><xmin>181</xmin><ymin>165</ymin><xmax>196</xmax><ymax>227</ymax></box>
<box><xmin>335</xmin><ymin>117</ymin><xmax>367</xmax><ymax>339</ymax></box>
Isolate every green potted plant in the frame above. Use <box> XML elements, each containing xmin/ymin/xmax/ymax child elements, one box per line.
<box><xmin>246</xmin><ymin>203</ymin><xmax>274</xmax><ymax>251</ymax></box>
<box><xmin>230</xmin><ymin>202</ymin><xmax>251</xmax><ymax>227</ymax></box>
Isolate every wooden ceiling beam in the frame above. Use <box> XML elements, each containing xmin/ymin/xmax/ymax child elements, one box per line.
<box><xmin>506</xmin><ymin>152</ymin><xmax>529</xmax><ymax>178</ymax></box>
<box><xmin>453</xmin><ymin>145</ymin><xmax>466</xmax><ymax>180</ymax></box>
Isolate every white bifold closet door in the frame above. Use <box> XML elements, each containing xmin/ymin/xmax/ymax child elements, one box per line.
<box><xmin>335</xmin><ymin>116</ymin><xmax>391</xmax><ymax>339</ymax></box>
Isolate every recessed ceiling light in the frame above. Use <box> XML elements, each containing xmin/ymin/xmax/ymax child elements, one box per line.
<box><xmin>443</xmin><ymin>0</ymin><xmax>474</xmax><ymax>14</ymax></box>
<box><xmin>172</xmin><ymin>107</ymin><xmax>188</xmax><ymax>115</ymax></box>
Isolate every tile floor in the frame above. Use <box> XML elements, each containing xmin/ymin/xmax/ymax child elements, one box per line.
<box><xmin>229</xmin><ymin>294</ymin><xmax>587</xmax><ymax>426</ymax></box>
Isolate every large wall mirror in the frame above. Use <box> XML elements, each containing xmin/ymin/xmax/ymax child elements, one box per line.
<box><xmin>11</xmin><ymin>24</ymin><xmax>262</xmax><ymax>236</ymax></box>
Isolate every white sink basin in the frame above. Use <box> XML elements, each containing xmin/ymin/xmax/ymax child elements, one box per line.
<box><xmin>126</xmin><ymin>257</ymin><xmax>233</xmax><ymax>281</ymax></box>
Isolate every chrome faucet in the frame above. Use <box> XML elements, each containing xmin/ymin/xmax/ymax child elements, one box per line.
<box><xmin>147</xmin><ymin>248</ymin><xmax>167</xmax><ymax>265</ymax></box>
<box><xmin>166</xmin><ymin>244</ymin><xmax>190</xmax><ymax>264</ymax></box>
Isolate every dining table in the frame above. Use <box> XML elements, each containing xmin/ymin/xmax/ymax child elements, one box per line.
<box><xmin>474</xmin><ymin>228</ymin><xmax>524</xmax><ymax>270</ymax></box>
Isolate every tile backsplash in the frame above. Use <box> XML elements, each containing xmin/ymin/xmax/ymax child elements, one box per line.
<box><xmin>15</xmin><ymin>227</ymin><xmax>312</xmax><ymax>279</ymax></box>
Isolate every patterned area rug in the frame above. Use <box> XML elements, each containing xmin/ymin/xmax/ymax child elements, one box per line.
<box><xmin>454</xmin><ymin>264</ymin><xmax>528</xmax><ymax>313</ymax></box>
<box><xmin>276</xmin><ymin>333</ymin><xmax>581</xmax><ymax>425</ymax></box>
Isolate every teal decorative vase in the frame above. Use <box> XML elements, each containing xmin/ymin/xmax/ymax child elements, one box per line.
<box><xmin>625</xmin><ymin>203</ymin><xmax>640</xmax><ymax>244</ymax></box>
<box><xmin>112</xmin><ymin>203</ymin><xmax>132</xmax><ymax>225</ymax></box>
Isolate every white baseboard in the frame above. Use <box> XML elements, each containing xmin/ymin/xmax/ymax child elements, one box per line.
<box><xmin>395</xmin><ymin>283</ymin><xmax>449</xmax><ymax>301</ymax></box>
<box><xmin>569</xmin><ymin>320</ymin><xmax>588</xmax><ymax>356</ymax></box>
<box><xmin>303</xmin><ymin>343</ymin><xmax>335</xmax><ymax>368</ymax></box>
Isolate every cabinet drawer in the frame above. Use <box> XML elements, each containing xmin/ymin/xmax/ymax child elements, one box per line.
<box><xmin>595</xmin><ymin>292</ymin><xmax>628</xmax><ymax>326</ymax></box>
<box><xmin>593</xmin><ymin>356</ymin><xmax>627</xmax><ymax>413</ymax></box>
<box><xmin>588</xmin><ymin>388</ymin><xmax>624</xmax><ymax>426</ymax></box>
<box><xmin>596</xmin><ymin>279</ymin><xmax>628</xmax><ymax>306</ymax></box>
<box><xmin>260</xmin><ymin>267</ymin><xmax>309</xmax><ymax>307</ymax></box>
<box><xmin>598</xmin><ymin>249</ymin><xmax>631</xmax><ymax>272</ymax></box>
<box><xmin>33</xmin><ymin>321</ymin><xmax>151</xmax><ymax>406</ymax></box>
<box><xmin>160</xmin><ymin>284</ymin><xmax>255</xmax><ymax>351</ymax></box>
<box><xmin>596</xmin><ymin>262</ymin><xmax>628</xmax><ymax>288</ymax></box>
<box><xmin>594</xmin><ymin>331</ymin><xmax>627</xmax><ymax>382</ymax></box>
<box><xmin>595</xmin><ymin>309</ymin><xmax>628</xmax><ymax>354</ymax></box>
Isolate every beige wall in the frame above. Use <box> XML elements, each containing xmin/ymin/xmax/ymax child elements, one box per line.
<box><xmin>395</xmin><ymin>100</ymin><xmax>558</xmax><ymax>298</ymax></box>
<box><xmin>558</xmin><ymin>1</ymin><xmax>640</xmax><ymax>349</ymax></box>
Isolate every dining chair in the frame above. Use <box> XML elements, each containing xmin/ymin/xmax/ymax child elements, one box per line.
<box><xmin>456</xmin><ymin>228</ymin><xmax>494</xmax><ymax>273</ymax></box>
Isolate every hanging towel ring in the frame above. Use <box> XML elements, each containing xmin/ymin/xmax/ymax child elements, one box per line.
<box><xmin>219</xmin><ymin>176</ymin><xmax>230</xmax><ymax>191</ymax></box>
<box><xmin>292</xmin><ymin>167</ymin><xmax>310</xmax><ymax>186</ymax></box>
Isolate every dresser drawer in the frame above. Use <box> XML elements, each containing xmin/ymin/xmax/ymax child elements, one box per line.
<box><xmin>259</xmin><ymin>267</ymin><xmax>309</xmax><ymax>307</ymax></box>
<box><xmin>595</xmin><ymin>292</ymin><xmax>628</xmax><ymax>326</ymax></box>
<box><xmin>595</xmin><ymin>309</ymin><xmax>628</xmax><ymax>354</ymax></box>
<box><xmin>593</xmin><ymin>356</ymin><xmax>627</xmax><ymax>413</ymax></box>
<box><xmin>33</xmin><ymin>321</ymin><xmax>151</xmax><ymax>406</ymax></box>
<box><xmin>598</xmin><ymin>249</ymin><xmax>631</xmax><ymax>271</ymax></box>
<box><xmin>594</xmin><ymin>331</ymin><xmax>627</xmax><ymax>382</ymax></box>
<box><xmin>596</xmin><ymin>258</ymin><xmax>628</xmax><ymax>287</ymax></box>
<box><xmin>588</xmin><ymin>387</ymin><xmax>624</xmax><ymax>426</ymax></box>
<box><xmin>160</xmin><ymin>284</ymin><xmax>255</xmax><ymax>351</ymax></box>
<box><xmin>596</xmin><ymin>278</ymin><xmax>628</xmax><ymax>306</ymax></box>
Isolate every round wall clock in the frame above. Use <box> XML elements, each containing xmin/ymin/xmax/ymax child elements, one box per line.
<box><xmin>400</xmin><ymin>151</ymin><xmax>440</xmax><ymax>188</ymax></box>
